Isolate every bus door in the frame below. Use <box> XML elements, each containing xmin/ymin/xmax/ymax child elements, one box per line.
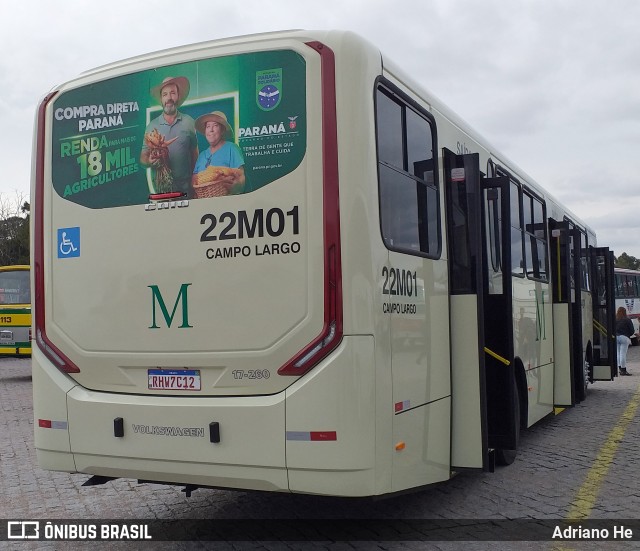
<box><xmin>569</xmin><ymin>226</ymin><xmax>588</xmax><ymax>400</ymax></box>
<box><xmin>548</xmin><ymin>221</ymin><xmax>586</xmax><ymax>404</ymax></box>
<box><xmin>480</xmin><ymin>170</ymin><xmax>520</xmax><ymax>461</ymax></box>
<box><xmin>591</xmin><ymin>247</ymin><xmax>617</xmax><ymax>380</ymax></box>
<box><xmin>444</xmin><ymin>149</ymin><xmax>518</xmax><ymax>470</ymax></box>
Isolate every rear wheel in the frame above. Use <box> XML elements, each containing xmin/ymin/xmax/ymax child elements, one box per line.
<box><xmin>495</xmin><ymin>379</ymin><xmax>520</xmax><ymax>466</ymax></box>
<box><xmin>576</xmin><ymin>358</ymin><xmax>589</xmax><ymax>402</ymax></box>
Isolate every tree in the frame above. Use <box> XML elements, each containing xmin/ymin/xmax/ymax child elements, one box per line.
<box><xmin>614</xmin><ymin>252</ymin><xmax>640</xmax><ymax>270</ymax></box>
<box><xmin>0</xmin><ymin>192</ymin><xmax>30</xmax><ymax>266</ymax></box>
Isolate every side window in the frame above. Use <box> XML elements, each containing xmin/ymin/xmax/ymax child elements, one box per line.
<box><xmin>580</xmin><ymin>231</ymin><xmax>591</xmax><ymax>292</ymax></box>
<box><xmin>376</xmin><ymin>85</ymin><xmax>439</xmax><ymax>257</ymax></box>
<box><xmin>484</xmin><ymin>187</ymin><xmax>504</xmax><ymax>295</ymax></box>
<box><xmin>486</xmin><ymin>189</ymin><xmax>502</xmax><ymax>272</ymax></box>
<box><xmin>523</xmin><ymin>192</ymin><xmax>548</xmax><ymax>281</ymax></box>
<box><xmin>615</xmin><ymin>274</ymin><xmax>624</xmax><ymax>298</ymax></box>
<box><xmin>625</xmin><ymin>275</ymin><xmax>634</xmax><ymax>297</ymax></box>
<box><xmin>510</xmin><ymin>181</ymin><xmax>524</xmax><ymax>276</ymax></box>
<box><xmin>376</xmin><ymin>92</ymin><xmax>404</xmax><ymax>168</ymax></box>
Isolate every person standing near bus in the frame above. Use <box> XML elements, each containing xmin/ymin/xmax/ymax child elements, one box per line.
<box><xmin>616</xmin><ymin>306</ymin><xmax>634</xmax><ymax>375</ymax></box>
<box><xmin>140</xmin><ymin>76</ymin><xmax>199</xmax><ymax>197</ymax></box>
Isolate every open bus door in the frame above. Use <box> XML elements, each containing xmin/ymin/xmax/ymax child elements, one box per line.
<box><xmin>444</xmin><ymin>150</ymin><xmax>520</xmax><ymax>471</ymax></box>
<box><xmin>548</xmin><ymin>221</ymin><xmax>588</xmax><ymax>404</ymax></box>
<box><xmin>570</xmin><ymin>226</ymin><xmax>588</xmax><ymax>399</ymax></box>
<box><xmin>479</xmin><ymin>168</ymin><xmax>521</xmax><ymax>465</ymax></box>
<box><xmin>591</xmin><ymin>247</ymin><xmax>617</xmax><ymax>380</ymax></box>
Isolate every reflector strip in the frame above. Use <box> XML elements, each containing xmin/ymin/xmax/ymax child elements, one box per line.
<box><xmin>395</xmin><ymin>400</ymin><xmax>410</xmax><ymax>413</ymax></box>
<box><xmin>38</xmin><ymin>419</ymin><xmax>68</xmax><ymax>430</ymax></box>
<box><xmin>310</xmin><ymin>431</ymin><xmax>337</xmax><ymax>441</ymax></box>
<box><xmin>286</xmin><ymin>431</ymin><xmax>337</xmax><ymax>441</ymax></box>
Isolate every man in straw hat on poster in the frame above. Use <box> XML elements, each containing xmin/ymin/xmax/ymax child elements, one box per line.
<box><xmin>140</xmin><ymin>76</ymin><xmax>199</xmax><ymax>197</ymax></box>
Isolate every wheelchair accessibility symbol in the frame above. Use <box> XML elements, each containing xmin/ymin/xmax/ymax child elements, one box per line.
<box><xmin>57</xmin><ymin>227</ymin><xmax>80</xmax><ymax>258</ymax></box>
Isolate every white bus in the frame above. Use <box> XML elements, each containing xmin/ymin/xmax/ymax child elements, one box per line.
<box><xmin>615</xmin><ymin>267</ymin><xmax>640</xmax><ymax>342</ymax></box>
<box><xmin>31</xmin><ymin>30</ymin><xmax>617</xmax><ymax>498</ymax></box>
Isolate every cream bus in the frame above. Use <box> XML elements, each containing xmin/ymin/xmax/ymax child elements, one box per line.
<box><xmin>31</xmin><ymin>30</ymin><xmax>616</xmax><ymax>497</ymax></box>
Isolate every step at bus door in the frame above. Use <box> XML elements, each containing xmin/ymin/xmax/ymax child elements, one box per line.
<box><xmin>444</xmin><ymin>149</ymin><xmax>517</xmax><ymax>470</ymax></box>
<box><xmin>591</xmin><ymin>247</ymin><xmax>617</xmax><ymax>380</ymax></box>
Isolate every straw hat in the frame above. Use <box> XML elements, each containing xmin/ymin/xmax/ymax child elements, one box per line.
<box><xmin>151</xmin><ymin>76</ymin><xmax>190</xmax><ymax>106</ymax></box>
<box><xmin>195</xmin><ymin>111</ymin><xmax>233</xmax><ymax>138</ymax></box>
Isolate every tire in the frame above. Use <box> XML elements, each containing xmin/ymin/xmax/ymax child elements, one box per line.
<box><xmin>496</xmin><ymin>379</ymin><xmax>520</xmax><ymax>466</ymax></box>
<box><xmin>576</xmin><ymin>357</ymin><xmax>589</xmax><ymax>402</ymax></box>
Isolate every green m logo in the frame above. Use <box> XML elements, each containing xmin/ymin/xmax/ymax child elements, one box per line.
<box><xmin>148</xmin><ymin>283</ymin><xmax>193</xmax><ymax>329</ymax></box>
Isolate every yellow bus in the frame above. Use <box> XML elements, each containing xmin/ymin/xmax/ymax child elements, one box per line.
<box><xmin>32</xmin><ymin>30</ymin><xmax>616</xmax><ymax>497</ymax></box>
<box><xmin>0</xmin><ymin>265</ymin><xmax>31</xmax><ymax>355</ymax></box>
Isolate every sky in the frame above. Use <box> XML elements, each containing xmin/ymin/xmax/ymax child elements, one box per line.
<box><xmin>3</xmin><ymin>0</ymin><xmax>639</xmax><ymax>258</ymax></box>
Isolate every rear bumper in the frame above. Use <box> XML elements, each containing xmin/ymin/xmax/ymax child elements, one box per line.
<box><xmin>33</xmin><ymin>336</ymin><xmax>378</xmax><ymax>496</ymax></box>
<box><xmin>68</xmin><ymin>386</ymin><xmax>288</xmax><ymax>492</ymax></box>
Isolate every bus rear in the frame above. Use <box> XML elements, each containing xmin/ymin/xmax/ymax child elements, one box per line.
<box><xmin>0</xmin><ymin>265</ymin><xmax>31</xmax><ymax>355</ymax></box>
<box><xmin>32</xmin><ymin>31</ymin><xmax>387</xmax><ymax>496</ymax></box>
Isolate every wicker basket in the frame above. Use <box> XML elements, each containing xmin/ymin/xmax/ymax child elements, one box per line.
<box><xmin>193</xmin><ymin>179</ymin><xmax>229</xmax><ymax>198</ymax></box>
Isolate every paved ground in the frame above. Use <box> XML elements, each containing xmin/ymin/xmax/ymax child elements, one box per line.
<box><xmin>1</xmin><ymin>348</ymin><xmax>640</xmax><ymax>550</ymax></box>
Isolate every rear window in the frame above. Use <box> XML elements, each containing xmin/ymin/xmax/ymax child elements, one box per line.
<box><xmin>51</xmin><ymin>50</ymin><xmax>307</xmax><ymax>208</ymax></box>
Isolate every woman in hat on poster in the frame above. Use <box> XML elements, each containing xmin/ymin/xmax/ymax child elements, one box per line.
<box><xmin>191</xmin><ymin>111</ymin><xmax>246</xmax><ymax>198</ymax></box>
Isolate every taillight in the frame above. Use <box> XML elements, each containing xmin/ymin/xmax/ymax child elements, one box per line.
<box><xmin>278</xmin><ymin>243</ymin><xmax>341</xmax><ymax>376</ymax></box>
<box><xmin>34</xmin><ymin>92</ymin><xmax>80</xmax><ymax>374</ymax></box>
<box><xmin>278</xmin><ymin>41</ymin><xmax>342</xmax><ymax>376</ymax></box>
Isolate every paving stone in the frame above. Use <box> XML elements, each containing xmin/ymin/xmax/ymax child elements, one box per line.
<box><xmin>2</xmin><ymin>349</ymin><xmax>640</xmax><ymax>548</ymax></box>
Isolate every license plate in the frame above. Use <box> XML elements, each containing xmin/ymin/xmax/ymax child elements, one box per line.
<box><xmin>148</xmin><ymin>369</ymin><xmax>201</xmax><ymax>391</ymax></box>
